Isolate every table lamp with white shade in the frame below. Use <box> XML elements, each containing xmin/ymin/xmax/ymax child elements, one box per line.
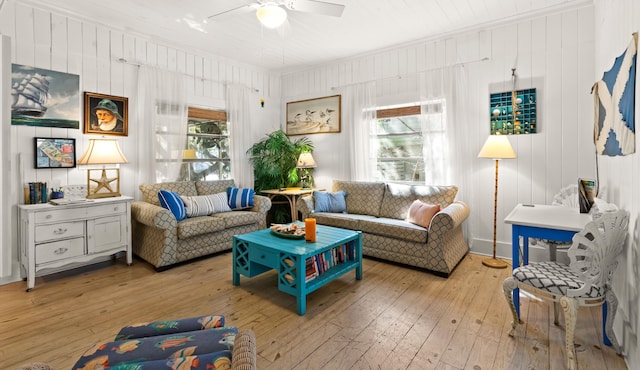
<box><xmin>296</xmin><ymin>152</ymin><xmax>317</xmax><ymax>189</ymax></box>
<box><xmin>478</xmin><ymin>134</ymin><xmax>516</xmax><ymax>268</ymax></box>
<box><xmin>78</xmin><ymin>138</ymin><xmax>128</xmax><ymax>199</ymax></box>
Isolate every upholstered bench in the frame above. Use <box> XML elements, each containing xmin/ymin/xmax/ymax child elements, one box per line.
<box><xmin>72</xmin><ymin>314</ymin><xmax>256</xmax><ymax>370</ymax></box>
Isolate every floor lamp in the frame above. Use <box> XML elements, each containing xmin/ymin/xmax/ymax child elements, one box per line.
<box><xmin>478</xmin><ymin>134</ymin><xmax>516</xmax><ymax>268</ymax></box>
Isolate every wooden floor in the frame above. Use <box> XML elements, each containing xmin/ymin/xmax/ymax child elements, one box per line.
<box><xmin>0</xmin><ymin>253</ymin><xmax>627</xmax><ymax>370</ymax></box>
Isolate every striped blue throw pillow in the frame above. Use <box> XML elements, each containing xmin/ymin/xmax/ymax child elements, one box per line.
<box><xmin>227</xmin><ymin>187</ymin><xmax>255</xmax><ymax>209</ymax></box>
<box><xmin>158</xmin><ymin>190</ymin><xmax>186</xmax><ymax>221</ymax></box>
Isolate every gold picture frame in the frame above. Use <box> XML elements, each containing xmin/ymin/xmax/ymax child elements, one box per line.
<box><xmin>286</xmin><ymin>95</ymin><xmax>341</xmax><ymax>135</ymax></box>
<box><xmin>83</xmin><ymin>92</ymin><xmax>128</xmax><ymax>136</ymax></box>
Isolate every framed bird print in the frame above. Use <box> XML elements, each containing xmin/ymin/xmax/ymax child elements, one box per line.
<box><xmin>286</xmin><ymin>95</ymin><xmax>341</xmax><ymax>135</ymax></box>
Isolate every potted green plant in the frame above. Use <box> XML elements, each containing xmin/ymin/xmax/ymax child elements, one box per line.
<box><xmin>247</xmin><ymin>129</ymin><xmax>314</xmax><ymax>193</ymax></box>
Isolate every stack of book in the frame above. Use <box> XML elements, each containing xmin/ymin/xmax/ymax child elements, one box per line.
<box><xmin>24</xmin><ymin>182</ymin><xmax>48</xmax><ymax>204</ymax></box>
<box><xmin>308</xmin><ymin>241</ymin><xmax>356</xmax><ymax>280</ymax></box>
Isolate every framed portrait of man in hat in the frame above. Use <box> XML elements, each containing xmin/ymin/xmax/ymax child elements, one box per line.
<box><xmin>83</xmin><ymin>92</ymin><xmax>128</xmax><ymax>136</ymax></box>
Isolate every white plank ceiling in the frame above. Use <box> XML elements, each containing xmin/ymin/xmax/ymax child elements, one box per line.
<box><xmin>16</xmin><ymin>0</ymin><xmax>590</xmax><ymax>71</ymax></box>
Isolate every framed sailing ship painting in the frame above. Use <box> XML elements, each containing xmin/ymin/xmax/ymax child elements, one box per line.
<box><xmin>11</xmin><ymin>64</ymin><xmax>80</xmax><ymax>129</ymax></box>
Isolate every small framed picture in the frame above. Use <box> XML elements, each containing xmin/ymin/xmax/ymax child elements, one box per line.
<box><xmin>84</xmin><ymin>92</ymin><xmax>128</xmax><ymax>136</ymax></box>
<box><xmin>34</xmin><ymin>137</ymin><xmax>76</xmax><ymax>169</ymax></box>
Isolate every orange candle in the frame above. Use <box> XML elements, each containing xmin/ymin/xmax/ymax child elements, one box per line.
<box><xmin>305</xmin><ymin>218</ymin><xmax>316</xmax><ymax>242</ymax></box>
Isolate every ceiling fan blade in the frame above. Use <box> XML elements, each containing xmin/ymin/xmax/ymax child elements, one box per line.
<box><xmin>286</xmin><ymin>0</ymin><xmax>345</xmax><ymax>17</ymax></box>
<box><xmin>206</xmin><ymin>3</ymin><xmax>256</xmax><ymax>20</ymax></box>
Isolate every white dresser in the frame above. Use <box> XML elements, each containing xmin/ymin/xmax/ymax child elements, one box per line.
<box><xmin>18</xmin><ymin>196</ymin><xmax>133</xmax><ymax>291</ymax></box>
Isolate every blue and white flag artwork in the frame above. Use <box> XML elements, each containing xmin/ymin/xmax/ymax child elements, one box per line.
<box><xmin>592</xmin><ymin>33</ymin><xmax>637</xmax><ymax>156</ymax></box>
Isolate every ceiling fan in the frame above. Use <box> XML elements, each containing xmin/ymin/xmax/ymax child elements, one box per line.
<box><xmin>207</xmin><ymin>0</ymin><xmax>345</xmax><ymax>29</ymax></box>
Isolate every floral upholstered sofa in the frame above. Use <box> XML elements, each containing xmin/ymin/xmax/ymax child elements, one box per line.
<box><xmin>297</xmin><ymin>180</ymin><xmax>470</xmax><ymax>277</ymax></box>
<box><xmin>132</xmin><ymin>179</ymin><xmax>271</xmax><ymax>270</ymax></box>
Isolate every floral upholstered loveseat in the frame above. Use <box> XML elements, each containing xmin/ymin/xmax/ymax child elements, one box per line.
<box><xmin>297</xmin><ymin>180</ymin><xmax>470</xmax><ymax>277</ymax></box>
<box><xmin>132</xmin><ymin>180</ymin><xmax>271</xmax><ymax>269</ymax></box>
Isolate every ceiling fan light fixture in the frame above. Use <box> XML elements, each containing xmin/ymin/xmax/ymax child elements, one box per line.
<box><xmin>256</xmin><ymin>3</ymin><xmax>287</xmax><ymax>28</ymax></box>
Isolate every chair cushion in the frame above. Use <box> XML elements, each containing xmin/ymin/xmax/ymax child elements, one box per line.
<box><xmin>379</xmin><ymin>183</ymin><xmax>415</xmax><ymax>219</ymax></box>
<box><xmin>313</xmin><ymin>190</ymin><xmax>347</xmax><ymax>213</ymax></box>
<box><xmin>212</xmin><ymin>210</ymin><xmax>262</xmax><ymax>228</ymax></box>
<box><xmin>312</xmin><ymin>212</ymin><xmax>374</xmax><ymax>230</ymax></box>
<box><xmin>358</xmin><ymin>217</ymin><xmax>428</xmax><ymax>243</ymax></box>
<box><xmin>105</xmin><ymin>351</ymin><xmax>232</xmax><ymax>370</ymax></box>
<box><xmin>115</xmin><ymin>315</ymin><xmax>225</xmax><ymax>340</ymax></box>
<box><xmin>177</xmin><ymin>216</ymin><xmax>226</xmax><ymax>239</ymax></box>
<box><xmin>158</xmin><ymin>190</ymin><xmax>187</xmax><ymax>221</ymax></box>
<box><xmin>195</xmin><ymin>179</ymin><xmax>236</xmax><ymax>195</ymax></box>
<box><xmin>332</xmin><ymin>180</ymin><xmax>386</xmax><ymax>216</ymax></box>
<box><xmin>141</xmin><ymin>181</ymin><xmax>197</xmax><ymax>206</ymax></box>
<box><xmin>513</xmin><ymin>261</ymin><xmax>604</xmax><ymax>298</ymax></box>
<box><xmin>72</xmin><ymin>326</ymin><xmax>238</xmax><ymax>370</ymax></box>
<box><xmin>413</xmin><ymin>185</ymin><xmax>458</xmax><ymax>208</ymax></box>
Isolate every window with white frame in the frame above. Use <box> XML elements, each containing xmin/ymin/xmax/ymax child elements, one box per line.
<box><xmin>178</xmin><ymin>107</ymin><xmax>231</xmax><ymax>181</ymax></box>
<box><xmin>372</xmin><ymin>100</ymin><xmax>447</xmax><ymax>184</ymax></box>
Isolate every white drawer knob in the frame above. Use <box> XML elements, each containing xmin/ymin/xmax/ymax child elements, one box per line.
<box><xmin>46</xmin><ymin>214</ymin><xmax>52</xmax><ymax>219</ymax></box>
<box><xmin>54</xmin><ymin>247</ymin><xmax>68</xmax><ymax>254</ymax></box>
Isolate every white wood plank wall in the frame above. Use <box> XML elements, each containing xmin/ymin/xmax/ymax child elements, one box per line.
<box><xmin>281</xmin><ymin>6</ymin><xmax>596</xmax><ymax>263</ymax></box>
<box><xmin>593</xmin><ymin>0</ymin><xmax>640</xmax><ymax>366</ymax></box>
<box><xmin>0</xmin><ymin>1</ymin><xmax>282</xmax><ymax>282</ymax></box>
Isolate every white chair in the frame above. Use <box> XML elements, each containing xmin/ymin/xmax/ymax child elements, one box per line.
<box><xmin>534</xmin><ymin>184</ymin><xmax>619</xmax><ymax>261</ymax></box>
<box><xmin>532</xmin><ymin>185</ymin><xmax>619</xmax><ymax>324</ymax></box>
<box><xmin>503</xmin><ymin>209</ymin><xmax>628</xmax><ymax>370</ymax></box>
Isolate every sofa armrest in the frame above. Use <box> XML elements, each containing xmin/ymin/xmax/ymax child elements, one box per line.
<box><xmin>232</xmin><ymin>329</ymin><xmax>257</xmax><ymax>370</ymax></box>
<box><xmin>429</xmin><ymin>201</ymin><xmax>470</xmax><ymax>232</ymax></box>
<box><xmin>250</xmin><ymin>195</ymin><xmax>272</xmax><ymax>215</ymax></box>
<box><xmin>424</xmin><ymin>201</ymin><xmax>470</xmax><ymax>275</ymax></box>
<box><xmin>297</xmin><ymin>195</ymin><xmax>315</xmax><ymax>220</ymax></box>
<box><xmin>131</xmin><ymin>201</ymin><xmax>177</xmax><ymax>230</ymax></box>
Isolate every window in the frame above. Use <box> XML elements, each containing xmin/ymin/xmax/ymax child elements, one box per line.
<box><xmin>178</xmin><ymin>107</ymin><xmax>231</xmax><ymax>181</ymax></box>
<box><xmin>372</xmin><ymin>100</ymin><xmax>446</xmax><ymax>184</ymax></box>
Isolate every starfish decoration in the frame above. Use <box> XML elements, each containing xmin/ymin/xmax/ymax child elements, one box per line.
<box><xmin>90</xmin><ymin>169</ymin><xmax>118</xmax><ymax>193</ymax></box>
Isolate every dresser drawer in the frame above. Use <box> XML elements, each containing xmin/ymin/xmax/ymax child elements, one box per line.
<box><xmin>35</xmin><ymin>221</ymin><xmax>84</xmax><ymax>243</ymax></box>
<box><xmin>35</xmin><ymin>208</ymin><xmax>86</xmax><ymax>223</ymax></box>
<box><xmin>87</xmin><ymin>203</ymin><xmax>127</xmax><ymax>218</ymax></box>
<box><xmin>36</xmin><ymin>237</ymin><xmax>85</xmax><ymax>265</ymax></box>
<box><xmin>249</xmin><ymin>245</ymin><xmax>279</xmax><ymax>269</ymax></box>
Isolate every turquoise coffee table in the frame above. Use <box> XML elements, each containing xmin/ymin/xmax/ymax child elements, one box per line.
<box><xmin>232</xmin><ymin>225</ymin><xmax>362</xmax><ymax>315</ymax></box>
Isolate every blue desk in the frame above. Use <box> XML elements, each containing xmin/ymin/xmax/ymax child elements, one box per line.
<box><xmin>504</xmin><ymin>204</ymin><xmax>612</xmax><ymax>345</ymax></box>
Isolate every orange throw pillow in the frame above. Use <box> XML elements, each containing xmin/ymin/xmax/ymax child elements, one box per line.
<box><xmin>406</xmin><ymin>200</ymin><xmax>441</xmax><ymax>228</ymax></box>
